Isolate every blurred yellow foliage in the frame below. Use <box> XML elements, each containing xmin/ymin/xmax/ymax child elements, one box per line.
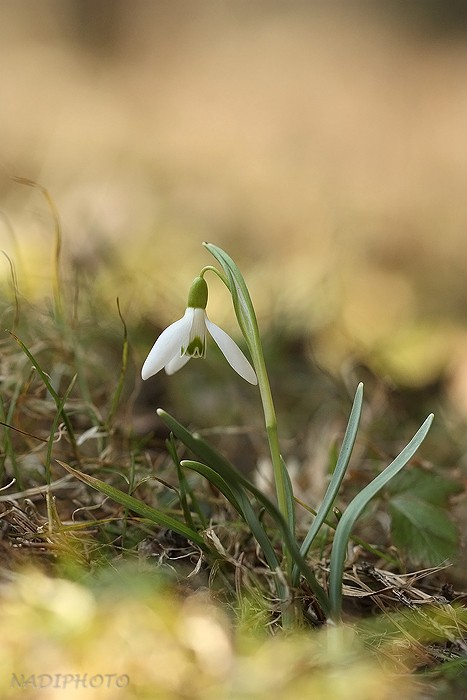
<box><xmin>1</xmin><ymin>2</ymin><xmax>467</xmax><ymax>390</ymax></box>
<box><xmin>0</xmin><ymin>567</ymin><xmax>417</xmax><ymax>700</ymax></box>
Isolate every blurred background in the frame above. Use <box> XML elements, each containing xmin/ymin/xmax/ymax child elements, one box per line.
<box><xmin>1</xmin><ymin>0</ymin><xmax>467</xmax><ymax>406</ymax></box>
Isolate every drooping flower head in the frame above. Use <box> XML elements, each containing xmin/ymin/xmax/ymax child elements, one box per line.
<box><xmin>141</xmin><ymin>276</ymin><xmax>257</xmax><ymax>384</ymax></box>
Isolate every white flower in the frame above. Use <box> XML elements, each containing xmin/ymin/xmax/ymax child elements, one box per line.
<box><xmin>141</xmin><ymin>277</ymin><xmax>257</xmax><ymax>384</ymax></box>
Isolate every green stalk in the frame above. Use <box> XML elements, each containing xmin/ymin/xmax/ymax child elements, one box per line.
<box><xmin>202</xmin><ymin>244</ymin><xmax>293</xmax><ymax>538</ymax></box>
<box><xmin>254</xmin><ymin>338</ymin><xmax>289</xmax><ymax>535</ymax></box>
<box><xmin>203</xmin><ymin>244</ymin><xmax>296</xmax><ymax>626</ymax></box>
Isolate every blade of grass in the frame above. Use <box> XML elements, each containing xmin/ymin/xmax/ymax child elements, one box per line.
<box><xmin>106</xmin><ymin>298</ymin><xmax>128</xmax><ymax>428</ymax></box>
<box><xmin>1</xmin><ymin>249</ymin><xmax>20</xmax><ymax>330</ymax></box>
<box><xmin>57</xmin><ymin>460</ymin><xmax>206</xmax><ymax>549</ymax></box>
<box><xmin>45</xmin><ymin>374</ymin><xmax>77</xmax><ymax>483</ymax></box>
<box><xmin>0</xmin><ymin>397</ymin><xmax>21</xmax><ymax>487</ymax></box>
<box><xmin>8</xmin><ymin>331</ymin><xmax>79</xmax><ymax>461</ymax></box>
<box><xmin>280</xmin><ymin>455</ymin><xmax>296</xmax><ymax>534</ymax></box>
<box><xmin>328</xmin><ymin>413</ymin><xmax>434</xmax><ymax>621</ymax></box>
<box><xmin>13</xmin><ymin>177</ymin><xmax>63</xmax><ymax>319</ymax></box>
<box><xmin>166</xmin><ymin>434</ymin><xmax>199</xmax><ymax>530</ymax></box>
<box><xmin>0</xmin><ymin>365</ymin><xmax>36</xmax><ymax>488</ymax></box>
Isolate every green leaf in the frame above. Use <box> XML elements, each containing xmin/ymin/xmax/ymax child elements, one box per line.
<box><xmin>181</xmin><ymin>460</ymin><xmax>245</xmax><ymax>518</ymax></box>
<box><xmin>280</xmin><ymin>455</ymin><xmax>296</xmax><ymax>535</ymax></box>
<box><xmin>293</xmin><ymin>382</ymin><xmax>363</xmax><ymax>586</ymax></box>
<box><xmin>386</xmin><ymin>466</ymin><xmax>460</xmax><ymax>566</ymax></box>
<box><xmin>328</xmin><ymin>413</ymin><xmax>434</xmax><ymax>621</ymax></box>
<box><xmin>157</xmin><ymin>408</ymin><xmax>330</xmax><ymax>615</ymax></box>
<box><xmin>388</xmin><ymin>467</ymin><xmax>461</xmax><ymax>506</ymax></box>
<box><xmin>182</xmin><ymin>459</ymin><xmax>283</xmax><ymax>581</ymax></box>
<box><xmin>389</xmin><ymin>494</ymin><xmax>458</xmax><ymax>566</ymax></box>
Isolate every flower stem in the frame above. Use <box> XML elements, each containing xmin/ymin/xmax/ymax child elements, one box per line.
<box><xmin>257</xmin><ymin>358</ymin><xmax>292</xmax><ymax>538</ymax></box>
<box><xmin>202</xmin><ymin>244</ymin><xmax>297</xmax><ymax>626</ymax></box>
<box><xmin>202</xmin><ymin>253</ymin><xmax>294</xmax><ymax>544</ymax></box>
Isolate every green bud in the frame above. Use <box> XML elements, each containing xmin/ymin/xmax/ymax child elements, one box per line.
<box><xmin>187</xmin><ymin>276</ymin><xmax>208</xmax><ymax>309</ymax></box>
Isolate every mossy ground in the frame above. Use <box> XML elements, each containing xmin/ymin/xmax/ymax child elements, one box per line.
<box><xmin>0</xmin><ymin>247</ymin><xmax>466</xmax><ymax>699</ymax></box>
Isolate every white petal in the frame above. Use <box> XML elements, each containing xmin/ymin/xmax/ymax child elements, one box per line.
<box><xmin>141</xmin><ymin>309</ymin><xmax>193</xmax><ymax>380</ymax></box>
<box><xmin>184</xmin><ymin>307</ymin><xmax>207</xmax><ymax>357</ymax></box>
<box><xmin>165</xmin><ymin>352</ymin><xmax>191</xmax><ymax>375</ymax></box>
<box><xmin>205</xmin><ymin>317</ymin><xmax>257</xmax><ymax>384</ymax></box>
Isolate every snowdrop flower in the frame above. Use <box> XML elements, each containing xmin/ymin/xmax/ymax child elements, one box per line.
<box><xmin>141</xmin><ymin>276</ymin><xmax>257</xmax><ymax>384</ymax></box>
